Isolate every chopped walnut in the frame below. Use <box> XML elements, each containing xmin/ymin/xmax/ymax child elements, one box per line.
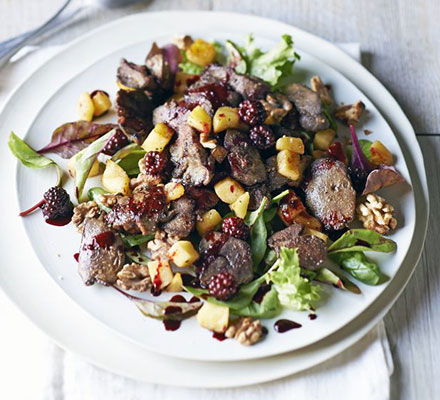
<box><xmin>356</xmin><ymin>193</ymin><xmax>397</xmax><ymax>235</ymax></box>
<box><xmin>172</xmin><ymin>35</ymin><xmax>193</xmax><ymax>51</ymax></box>
<box><xmin>131</xmin><ymin>173</ymin><xmax>162</xmax><ymax>191</ymax></box>
<box><xmin>100</xmin><ymin>194</ymin><xmax>120</xmax><ymax>208</ymax></box>
<box><xmin>147</xmin><ymin>231</ymin><xmax>179</xmax><ymax>261</ymax></box>
<box><xmin>334</xmin><ymin>100</ymin><xmax>366</xmax><ymax>125</ymax></box>
<box><xmin>211</xmin><ymin>145</ymin><xmax>228</xmax><ymax>164</ymax></box>
<box><xmin>225</xmin><ymin>317</ymin><xmax>263</xmax><ymax>346</ymax></box>
<box><xmin>260</xmin><ymin>93</ymin><xmax>292</xmax><ymax>124</ymax></box>
<box><xmin>116</xmin><ymin>263</ymin><xmax>152</xmax><ymax>292</ymax></box>
<box><xmin>72</xmin><ymin>201</ymin><xmax>101</xmax><ymax>232</ymax></box>
<box><xmin>310</xmin><ymin>75</ymin><xmax>334</xmax><ymax>106</ymax></box>
<box><xmin>200</xmin><ymin>131</ymin><xmax>217</xmax><ymax>149</ymax></box>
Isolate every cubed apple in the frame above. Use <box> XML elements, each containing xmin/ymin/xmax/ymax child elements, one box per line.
<box><xmin>186</xmin><ymin>39</ymin><xmax>216</xmax><ymax>67</ymax></box>
<box><xmin>196</xmin><ymin>209</ymin><xmax>222</xmax><ymax>236</ymax></box>
<box><xmin>166</xmin><ymin>273</ymin><xmax>183</xmax><ymax>292</ymax></box>
<box><xmin>168</xmin><ymin>241</ymin><xmax>199</xmax><ymax>268</ymax></box>
<box><xmin>76</xmin><ymin>92</ymin><xmax>95</xmax><ymax>122</ymax></box>
<box><xmin>196</xmin><ymin>302</ymin><xmax>229</xmax><ymax>333</ymax></box>
<box><xmin>142</xmin><ymin>123</ymin><xmax>174</xmax><ymax>152</ymax></box>
<box><xmin>369</xmin><ymin>140</ymin><xmax>394</xmax><ymax>166</ymax></box>
<box><xmin>313</xmin><ymin>129</ymin><xmax>336</xmax><ymax>151</ymax></box>
<box><xmin>188</xmin><ymin>105</ymin><xmax>212</xmax><ymax>134</ymax></box>
<box><xmin>91</xmin><ymin>90</ymin><xmax>111</xmax><ymax>117</ymax></box>
<box><xmin>230</xmin><ymin>192</ymin><xmax>250</xmax><ymax>219</ymax></box>
<box><xmin>293</xmin><ymin>211</ymin><xmax>323</xmax><ymax>231</ymax></box>
<box><xmin>164</xmin><ymin>182</ymin><xmax>185</xmax><ymax>202</ymax></box>
<box><xmin>214</xmin><ymin>177</ymin><xmax>245</xmax><ymax>204</ymax></box>
<box><xmin>277</xmin><ymin>150</ymin><xmax>301</xmax><ymax>181</ymax></box>
<box><xmin>213</xmin><ymin>107</ymin><xmax>240</xmax><ymax>134</ymax></box>
<box><xmin>147</xmin><ymin>260</ymin><xmax>174</xmax><ymax>290</ymax></box>
<box><xmin>276</xmin><ymin>136</ymin><xmax>305</xmax><ymax>154</ymax></box>
<box><xmin>102</xmin><ymin>160</ymin><xmax>131</xmax><ymax>195</ymax></box>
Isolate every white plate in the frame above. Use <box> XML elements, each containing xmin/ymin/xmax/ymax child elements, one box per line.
<box><xmin>0</xmin><ymin>11</ymin><xmax>428</xmax><ymax>382</ymax></box>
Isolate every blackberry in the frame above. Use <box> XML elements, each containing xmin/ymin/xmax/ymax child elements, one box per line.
<box><xmin>208</xmin><ymin>271</ymin><xmax>238</xmax><ymax>300</ymax></box>
<box><xmin>143</xmin><ymin>151</ymin><xmax>167</xmax><ymax>176</ymax></box>
<box><xmin>238</xmin><ymin>100</ymin><xmax>267</xmax><ymax>126</ymax></box>
<box><xmin>102</xmin><ymin>129</ymin><xmax>129</xmax><ymax>155</ymax></box>
<box><xmin>222</xmin><ymin>217</ymin><xmax>249</xmax><ymax>240</ymax></box>
<box><xmin>41</xmin><ymin>186</ymin><xmax>73</xmax><ymax>220</ymax></box>
<box><xmin>249</xmin><ymin>125</ymin><xmax>275</xmax><ymax>150</ymax></box>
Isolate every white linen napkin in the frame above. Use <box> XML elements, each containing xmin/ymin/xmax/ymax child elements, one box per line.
<box><xmin>0</xmin><ymin>43</ymin><xmax>394</xmax><ymax>400</ymax></box>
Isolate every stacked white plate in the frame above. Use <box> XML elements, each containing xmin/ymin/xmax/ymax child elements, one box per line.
<box><xmin>0</xmin><ymin>12</ymin><xmax>428</xmax><ymax>387</ymax></box>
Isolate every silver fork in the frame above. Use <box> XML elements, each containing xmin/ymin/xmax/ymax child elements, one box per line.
<box><xmin>0</xmin><ymin>0</ymin><xmax>79</xmax><ymax>67</ymax></box>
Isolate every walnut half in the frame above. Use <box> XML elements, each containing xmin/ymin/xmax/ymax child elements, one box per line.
<box><xmin>334</xmin><ymin>100</ymin><xmax>366</xmax><ymax>126</ymax></box>
<box><xmin>356</xmin><ymin>193</ymin><xmax>397</xmax><ymax>235</ymax></box>
<box><xmin>310</xmin><ymin>75</ymin><xmax>334</xmax><ymax>106</ymax></box>
<box><xmin>225</xmin><ymin>317</ymin><xmax>263</xmax><ymax>346</ymax></box>
<box><xmin>72</xmin><ymin>201</ymin><xmax>101</xmax><ymax>232</ymax></box>
<box><xmin>116</xmin><ymin>263</ymin><xmax>152</xmax><ymax>292</ymax></box>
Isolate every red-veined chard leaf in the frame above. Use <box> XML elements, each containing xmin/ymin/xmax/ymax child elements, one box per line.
<box><xmin>39</xmin><ymin>121</ymin><xmax>117</xmax><ymax>158</ymax></box>
<box><xmin>362</xmin><ymin>166</ymin><xmax>406</xmax><ymax>195</ymax></box>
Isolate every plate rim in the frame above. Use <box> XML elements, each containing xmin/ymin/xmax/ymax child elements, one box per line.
<box><xmin>0</xmin><ymin>10</ymin><xmax>429</xmax><ymax>386</ymax></box>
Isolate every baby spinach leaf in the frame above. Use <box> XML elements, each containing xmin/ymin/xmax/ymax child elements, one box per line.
<box><xmin>315</xmin><ymin>267</ymin><xmax>361</xmax><ymax>294</ymax></box>
<box><xmin>329</xmin><ymin>251</ymin><xmax>388</xmax><ymax>286</ymax></box>
<box><xmin>112</xmin><ymin>143</ymin><xmax>145</xmax><ymax>176</ymax></box>
<box><xmin>328</xmin><ymin>229</ymin><xmax>397</xmax><ymax>254</ymax></box>
<box><xmin>126</xmin><ymin>249</ymin><xmax>151</xmax><ymax>265</ymax></box>
<box><xmin>39</xmin><ymin>121</ymin><xmax>116</xmax><ymax>158</ymax></box>
<box><xmin>87</xmin><ymin>187</ymin><xmax>111</xmax><ymax>213</ymax></box>
<box><xmin>8</xmin><ymin>132</ymin><xmax>61</xmax><ymax>185</ymax></box>
<box><xmin>263</xmin><ymin>189</ymin><xmax>289</xmax><ymax>223</ymax></box>
<box><xmin>121</xmin><ymin>233</ymin><xmax>155</xmax><ymax>248</ymax></box>
<box><xmin>245</xmin><ymin>196</ymin><xmax>268</xmax><ymax>226</ymax></box>
<box><xmin>233</xmin><ymin>286</ymin><xmax>282</xmax><ymax>319</ymax></box>
<box><xmin>72</xmin><ymin>130</ymin><xmax>115</xmax><ymax>201</ymax></box>
<box><xmin>250</xmin><ymin>212</ymin><xmax>267</xmax><ymax>270</ymax></box>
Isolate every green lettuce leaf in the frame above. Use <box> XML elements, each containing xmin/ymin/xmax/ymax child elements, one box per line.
<box><xmin>112</xmin><ymin>143</ymin><xmax>145</xmax><ymax>176</ymax></box>
<box><xmin>121</xmin><ymin>233</ymin><xmax>155</xmax><ymax>248</ymax></box>
<box><xmin>266</xmin><ymin>247</ymin><xmax>321</xmax><ymax>311</ymax></box>
<box><xmin>71</xmin><ymin>130</ymin><xmax>115</xmax><ymax>201</ymax></box>
<box><xmin>88</xmin><ymin>187</ymin><xmax>111</xmax><ymax>213</ymax></box>
<box><xmin>8</xmin><ymin>132</ymin><xmax>61</xmax><ymax>185</ymax></box>
<box><xmin>329</xmin><ymin>251</ymin><xmax>388</xmax><ymax>286</ymax></box>
<box><xmin>328</xmin><ymin>229</ymin><xmax>397</xmax><ymax>254</ymax></box>
<box><xmin>233</xmin><ymin>286</ymin><xmax>282</xmax><ymax>319</ymax></box>
<box><xmin>225</xmin><ymin>34</ymin><xmax>300</xmax><ymax>88</ymax></box>
<box><xmin>315</xmin><ymin>267</ymin><xmax>361</xmax><ymax>294</ymax></box>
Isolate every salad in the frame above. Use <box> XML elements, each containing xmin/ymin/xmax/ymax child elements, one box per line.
<box><xmin>8</xmin><ymin>34</ymin><xmax>406</xmax><ymax>346</ymax></box>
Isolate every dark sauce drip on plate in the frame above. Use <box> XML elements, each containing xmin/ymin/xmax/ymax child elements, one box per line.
<box><xmin>212</xmin><ymin>332</ymin><xmax>227</xmax><ymax>341</ymax></box>
<box><xmin>308</xmin><ymin>314</ymin><xmax>317</xmax><ymax>320</ymax></box>
<box><xmin>73</xmin><ymin>253</ymin><xmax>79</xmax><ymax>262</ymax></box>
<box><xmin>45</xmin><ymin>216</ymin><xmax>72</xmax><ymax>226</ymax></box>
<box><xmin>163</xmin><ymin>320</ymin><xmax>181</xmax><ymax>331</ymax></box>
<box><xmin>274</xmin><ymin>319</ymin><xmax>302</xmax><ymax>333</ymax></box>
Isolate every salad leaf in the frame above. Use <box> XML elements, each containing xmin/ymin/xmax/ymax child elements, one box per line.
<box><xmin>245</xmin><ymin>196</ymin><xmax>268</xmax><ymax>226</ymax></box>
<box><xmin>362</xmin><ymin>166</ymin><xmax>406</xmax><ymax>195</ymax></box>
<box><xmin>322</xmin><ymin>101</ymin><xmax>337</xmax><ymax>131</ymax></box>
<box><xmin>121</xmin><ymin>233</ymin><xmax>155</xmax><ymax>248</ymax></box>
<box><xmin>315</xmin><ymin>267</ymin><xmax>361</xmax><ymax>294</ymax></box>
<box><xmin>225</xmin><ymin>40</ymin><xmax>247</xmax><ymax>73</ymax></box>
<box><xmin>162</xmin><ymin>44</ymin><xmax>182</xmax><ymax>74</ymax></box>
<box><xmin>8</xmin><ymin>132</ymin><xmax>61</xmax><ymax>185</ymax></box>
<box><xmin>329</xmin><ymin>251</ymin><xmax>388</xmax><ymax>286</ymax></box>
<box><xmin>328</xmin><ymin>229</ymin><xmax>397</xmax><ymax>254</ymax></box>
<box><xmin>250</xmin><ymin>212</ymin><xmax>267</xmax><ymax>269</ymax></box>
<box><xmin>179</xmin><ymin>50</ymin><xmax>204</xmax><ymax>74</ymax></box>
<box><xmin>38</xmin><ymin>121</ymin><xmax>116</xmax><ymax>158</ymax></box>
<box><xmin>349</xmin><ymin>125</ymin><xmax>372</xmax><ymax>192</ymax></box>
<box><xmin>266</xmin><ymin>248</ymin><xmax>321</xmax><ymax>311</ymax></box>
<box><xmin>234</xmin><ymin>286</ymin><xmax>282</xmax><ymax>319</ymax></box>
<box><xmin>88</xmin><ymin>187</ymin><xmax>111</xmax><ymax>213</ymax></box>
<box><xmin>126</xmin><ymin>249</ymin><xmax>151</xmax><ymax>265</ymax></box>
<box><xmin>112</xmin><ymin>144</ymin><xmax>145</xmax><ymax>176</ymax></box>
<box><xmin>72</xmin><ymin>130</ymin><xmax>115</xmax><ymax>200</ymax></box>
<box><xmin>263</xmin><ymin>189</ymin><xmax>289</xmax><ymax>223</ymax></box>
<box><xmin>114</xmin><ymin>287</ymin><xmax>202</xmax><ymax>321</ymax></box>
<box><xmin>248</xmin><ymin>34</ymin><xmax>300</xmax><ymax>88</ymax></box>
<box><xmin>347</xmin><ymin>139</ymin><xmax>372</xmax><ymax>163</ymax></box>
<box><xmin>226</xmin><ymin>34</ymin><xmax>300</xmax><ymax>88</ymax></box>
<box><xmin>213</xmin><ymin>41</ymin><xmax>227</xmax><ymax>65</ymax></box>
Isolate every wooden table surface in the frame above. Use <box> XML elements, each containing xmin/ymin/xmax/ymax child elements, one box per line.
<box><xmin>0</xmin><ymin>1</ymin><xmax>439</xmax><ymax>399</ymax></box>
